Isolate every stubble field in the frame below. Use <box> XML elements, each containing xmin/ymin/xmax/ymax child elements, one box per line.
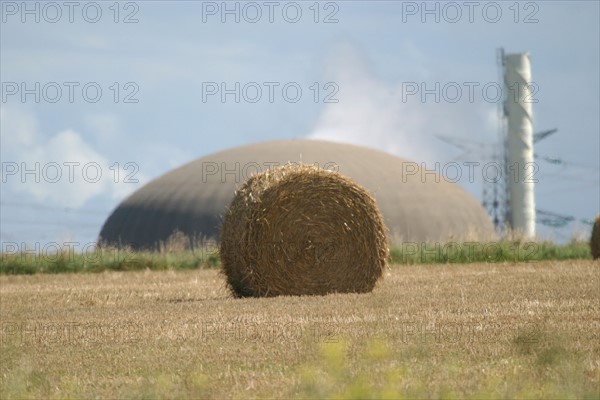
<box><xmin>1</xmin><ymin>260</ymin><xmax>599</xmax><ymax>399</ymax></box>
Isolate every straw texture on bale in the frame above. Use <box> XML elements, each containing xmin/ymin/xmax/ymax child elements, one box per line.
<box><xmin>591</xmin><ymin>216</ymin><xmax>600</xmax><ymax>260</ymax></box>
<box><xmin>220</xmin><ymin>164</ymin><xmax>389</xmax><ymax>297</ymax></box>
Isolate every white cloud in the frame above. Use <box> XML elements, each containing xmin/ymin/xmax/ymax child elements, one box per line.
<box><xmin>1</xmin><ymin>107</ymin><xmax>145</xmax><ymax>208</ymax></box>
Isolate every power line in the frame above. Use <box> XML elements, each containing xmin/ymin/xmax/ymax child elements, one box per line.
<box><xmin>435</xmin><ymin>48</ymin><xmax>597</xmax><ymax>238</ymax></box>
<box><xmin>536</xmin><ymin>209</ymin><xmax>594</xmax><ymax>227</ymax></box>
<box><xmin>534</xmin><ymin>154</ymin><xmax>599</xmax><ymax>171</ymax></box>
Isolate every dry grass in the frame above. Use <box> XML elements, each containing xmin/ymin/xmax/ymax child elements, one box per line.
<box><xmin>1</xmin><ymin>261</ymin><xmax>599</xmax><ymax>399</ymax></box>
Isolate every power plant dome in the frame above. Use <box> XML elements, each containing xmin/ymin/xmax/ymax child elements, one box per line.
<box><xmin>99</xmin><ymin>140</ymin><xmax>495</xmax><ymax>249</ymax></box>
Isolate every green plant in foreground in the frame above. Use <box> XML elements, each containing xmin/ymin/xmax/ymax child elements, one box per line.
<box><xmin>296</xmin><ymin>340</ymin><xmax>406</xmax><ymax>399</ymax></box>
<box><xmin>294</xmin><ymin>335</ymin><xmax>598</xmax><ymax>400</ymax></box>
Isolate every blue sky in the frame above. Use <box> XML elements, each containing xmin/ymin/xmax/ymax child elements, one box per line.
<box><xmin>1</xmin><ymin>0</ymin><xmax>599</xmax><ymax>249</ymax></box>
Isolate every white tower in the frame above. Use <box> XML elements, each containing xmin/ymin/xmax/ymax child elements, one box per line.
<box><xmin>504</xmin><ymin>52</ymin><xmax>536</xmax><ymax>237</ymax></box>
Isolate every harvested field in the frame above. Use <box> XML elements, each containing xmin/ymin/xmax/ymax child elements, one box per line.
<box><xmin>1</xmin><ymin>261</ymin><xmax>599</xmax><ymax>399</ymax></box>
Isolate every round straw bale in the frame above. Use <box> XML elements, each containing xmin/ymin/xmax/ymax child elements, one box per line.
<box><xmin>591</xmin><ymin>215</ymin><xmax>600</xmax><ymax>260</ymax></box>
<box><xmin>220</xmin><ymin>164</ymin><xmax>389</xmax><ymax>297</ymax></box>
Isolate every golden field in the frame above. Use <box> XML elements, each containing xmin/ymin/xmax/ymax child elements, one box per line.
<box><xmin>1</xmin><ymin>261</ymin><xmax>599</xmax><ymax>399</ymax></box>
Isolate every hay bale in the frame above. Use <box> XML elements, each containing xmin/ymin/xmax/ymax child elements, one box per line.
<box><xmin>591</xmin><ymin>215</ymin><xmax>600</xmax><ymax>260</ymax></box>
<box><xmin>220</xmin><ymin>164</ymin><xmax>389</xmax><ymax>297</ymax></box>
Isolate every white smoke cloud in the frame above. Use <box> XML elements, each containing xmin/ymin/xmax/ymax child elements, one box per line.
<box><xmin>307</xmin><ymin>43</ymin><xmax>435</xmax><ymax>163</ymax></box>
<box><xmin>307</xmin><ymin>43</ymin><xmax>498</xmax><ymax>166</ymax></box>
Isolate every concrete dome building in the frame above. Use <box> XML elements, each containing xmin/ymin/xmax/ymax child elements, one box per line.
<box><xmin>99</xmin><ymin>140</ymin><xmax>495</xmax><ymax>249</ymax></box>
